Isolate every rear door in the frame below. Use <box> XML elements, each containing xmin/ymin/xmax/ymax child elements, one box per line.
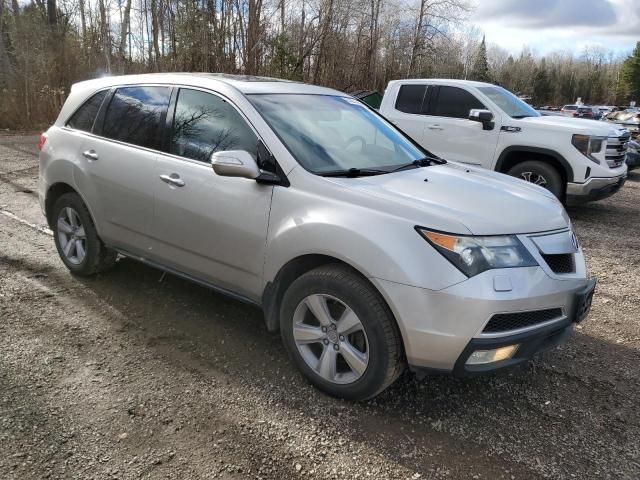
<box><xmin>385</xmin><ymin>83</ymin><xmax>429</xmax><ymax>145</ymax></box>
<box><xmin>152</xmin><ymin>87</ymin><xmax>273</xmax><ymax>300</ymax></box>
<box><xmin>421</xmin><ymin>85</ymin><xmax>500</xmax><ymax>168</ymax></box>
<box><xmin>76</xmin><ymin>85</ymin><xmax>172</xmax><ymax>254</ymax></box>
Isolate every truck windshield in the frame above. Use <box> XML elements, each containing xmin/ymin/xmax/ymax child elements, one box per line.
<box><xmin>477</xmin><ymin>86</ymin><xmax>540</xmax><ymax>119</ymax></box>
<box><xmin>249</xmin><ymin>94</ymin><xmax>426</xmax><ymax>175</ymax></box>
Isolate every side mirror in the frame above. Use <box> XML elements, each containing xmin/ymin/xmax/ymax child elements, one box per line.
<box><xmin>211</xmin><ymin>150</ymin><xmax>260</xmax><ymax>179</ymax></box>
<box><xmin>468</xmin><ymin>109</ymin><xmax>495</xmax><ymax>130</ymax></box>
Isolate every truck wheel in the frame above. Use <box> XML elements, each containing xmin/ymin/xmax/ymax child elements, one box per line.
<box><xmin>52</xmin><ymin>193</ymin><xmax>117</xmax><ymax>276</ymax></box>
<box><xmin>280</xmin><ymin>264</ymin><xmax>405</xmax><ymax>400</ymax></box>
<box><xmin>507</xmin><ymin>161</ymin><xmax>563</xmax><ymax>199</ymax></box>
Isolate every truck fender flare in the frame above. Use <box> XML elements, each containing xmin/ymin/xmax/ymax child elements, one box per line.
<box><xmin>495</xmin><ymin>146</ymin><xmax>575</xmax><ymax>183</ymax></box>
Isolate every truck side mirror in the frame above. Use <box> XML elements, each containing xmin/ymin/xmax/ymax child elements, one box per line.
<box><xmin>469</xmin><ymin>109</ymin><xmax>495</xmax><ymax>131</ymax></box>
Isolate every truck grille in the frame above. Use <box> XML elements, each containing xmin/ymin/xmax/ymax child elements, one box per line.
<box><xmin>542</xmin><ymin>253</ymin><xmax>575</xmax><ymax>274</ymax></box>
<box><xmin>483</xmin><ymin>308</ymin><xmax>564</xmax><ymax>333</ymax></box>
<box><xmin>606</xmin><ymin>132</ymin><xmax>630</xmax><ymax>168</ymax></box>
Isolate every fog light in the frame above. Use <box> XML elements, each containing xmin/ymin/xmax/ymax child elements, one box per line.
<box><xmin>466</xmin><ymin>345</ymin><xmax>519</xmax><ymax>365</ymax></box>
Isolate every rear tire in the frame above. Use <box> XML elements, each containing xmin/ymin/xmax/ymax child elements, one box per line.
<box><xmin>52</xmin><ymin>193</ymin><xmax>117</xmax><ymax>276</ymax></box>
<box><xmin>280</xmin><ymin>264</ymin><xmax>405</xmax><ymax>400</ymax></box>
<box><xmin>507</xmin><ymin>160</ymin><xmax>563</xmax><ymax>199</ymax></box>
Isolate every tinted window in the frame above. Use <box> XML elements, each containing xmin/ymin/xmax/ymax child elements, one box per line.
<box><xmin>431</xmin><ymin>86</ymin><xmax>485</xmax><ymax>119</ymax></box>
<box><xmin>395</xmin><ymin>85</ymin><xmax>427</xmax><ymax>114</ymax></box>
<box><xmin>102</xmin><ymin>86</ymin><xmax>171</xmax><ymax>149</ymax></box>
<box><xmin>67</xmin><ymin>90</ymin><xmax>108</xmax><ymax>132</ymax></box>
<box><xmin>170</xmin><ymin>89</ymin><xmax>258</xmax><ymax>162</ymax></box>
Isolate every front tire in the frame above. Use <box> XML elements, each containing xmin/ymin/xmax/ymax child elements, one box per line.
<box><xmin>52</xmin><ymin>193</ymin><xmax>117</xmax><ymax>276</ymax></box>
<box><xmin>507</xmin><ymin>160</ymin><xmax>563</xmax><ymax>199</ymax></box>
<box><xmin>280</xmin><ymin>264</ymin><xmax>404</xmax><ymax>400</ymax></box>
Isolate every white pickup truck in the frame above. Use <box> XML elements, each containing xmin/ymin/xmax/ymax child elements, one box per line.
<box><xmin>379</xmin><ymin>79</ymin><xmax>629</xmax><ymax>204</ymax></box>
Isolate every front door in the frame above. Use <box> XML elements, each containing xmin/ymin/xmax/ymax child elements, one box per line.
<box><xmin>420</xmin><ymin>85</ymin><xmax>501</xmax><ymax>168</ymax></box>
<box><xmin>152</xmin><ymin>88</ymin><xmax>273</xmax><ymax>300</ymax></box>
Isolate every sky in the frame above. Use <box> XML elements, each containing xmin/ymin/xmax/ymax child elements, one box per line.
<box><xmin>472</xmin><ymin>0</ymin><xmax>639</xmax><ymax>57</ymax></box>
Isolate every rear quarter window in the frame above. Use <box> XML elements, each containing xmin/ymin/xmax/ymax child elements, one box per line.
<box><xmin>66</xmin><ymin>90</ymin><xmax>108</xmax><ymax>132</ymax></box>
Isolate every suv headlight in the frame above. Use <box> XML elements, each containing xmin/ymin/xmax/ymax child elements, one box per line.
<box><xmin>572</xmin><ymin>134</ymin><xmax>605</xmax><ymax>164</ymax></box>
<box><xmin>417</xmin><ymin>228</ymin><xmax>538</xmax><ymax>277</ymax></box>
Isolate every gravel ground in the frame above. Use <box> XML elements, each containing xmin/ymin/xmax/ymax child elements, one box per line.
<box><xmin>0</xmin><ymin>133</ymin><xmax>638</xmax><ymax>480</ymax></box>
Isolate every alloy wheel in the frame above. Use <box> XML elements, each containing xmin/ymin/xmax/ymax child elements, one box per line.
<box><xmin>293</xmin><ymin>294</ymin><xmax>369</xmax><ymax>385</ymax></box>
<box><xmin>57</xmin><ymin>207</ymin><xmax>87</xmax><ymax>265</ymax></box>
<box><xmin>520</xmin><ymin>171</ymin><xmax>548</xmax><ymax>187</ymax></box>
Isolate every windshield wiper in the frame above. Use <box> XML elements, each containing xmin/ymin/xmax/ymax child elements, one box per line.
<box><xmin>319</xmin><ymin>167</ymin><xmax>390</xmax><ymax>178</ymax></box>
<box><xmin>510</xmin><ymin>114</ymin><xmax>534</xmax><ymax>119</ymax></box>
<box><xmin>389</xmin><ymin>156</ymin><xmax>446</xmax><ymax>173</ymax></box>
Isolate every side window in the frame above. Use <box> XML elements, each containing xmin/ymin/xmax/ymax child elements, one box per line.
<box><xmin>102</xmin><ymin>86</ymin><xmax>171</xmax><ymax>150</ymax></box>
<box><xmin>66</xmin><ymin>90</ymin><xmax>108</xmax><ymax>132</ymax></box>
<box><xmin>431</xmin><ymin>86</ymin><xmax>486</xmax><ymax>119</ymax></box>
<box><xmin>170</xmin><ymin>89</ymin><xmax>258</xmax><ymax>162</ymax></box>
<box><xmin>395</xmin><ymin>85</ymin><xmax>427</xmax><ymax>114</ymax></box>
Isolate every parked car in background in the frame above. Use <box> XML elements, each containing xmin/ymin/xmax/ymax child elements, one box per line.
<box><xmin>379</xmin><ymin>79</ymin><xmax>628</xmax><ymax>204</ymax></box>
<box><xmin>561</xmin><ymin>105</ymin><xmax>579</xmax><ymax>116</ymax></box>
<box><xmin>626</xmin><ymin>140</ymin><xmax>640</xmax><ymax>170</ymax></box>
<box><xmin>39</xmin><ymin>73</ymin><xmax>597</xmax><ymax>400</ymax></box>
<box><xmin>573</xmin><ymin>106</ymin><xmax>600</xmax><ymax>119</ymax></box>
<box><xmin>604</xmin><ymin>110</ymin><xmax>640</xmax><ymax>139</ymax></box>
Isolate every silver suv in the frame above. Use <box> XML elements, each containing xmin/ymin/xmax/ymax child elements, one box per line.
<box><xmin>39</xmin><ymin>73</ymin><xmax>596</xmax><ymax>400</ymax></box>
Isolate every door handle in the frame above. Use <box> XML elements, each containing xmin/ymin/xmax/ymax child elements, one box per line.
<box><xmin>82</xmin><ymin>150</ymin><xmax>99</xmax><ymax>161</ymax></box>
<box><xmin>427</xmin><ymin>124</ymin><xmax>444</xmax><ymax>130</ymax></box>
<box><xmin>159</xmin><ymin>174</ymin><xmax>185</xmax><ymax>187</ymax></box>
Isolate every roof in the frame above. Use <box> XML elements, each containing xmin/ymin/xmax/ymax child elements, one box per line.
<box><xmin>387</xmin><ymin>78</ymin><xmax>496</xmax><ymax>88</ymax></box>
<box><xmin>70</xmin><ymin>72</ymin><xmax>344</xmax><ymax>96</ymax></box>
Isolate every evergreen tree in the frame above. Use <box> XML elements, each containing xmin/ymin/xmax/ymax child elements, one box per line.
<box><xmin>470</xmin><ymin>35</ymin><xmax>491</xmax><ymax>82</ymax></box>
<box><xmin>533</xmin><ymin>58</ymin><xmax>552</xmax><ymax>105</ymax></box>
<box><xmin>620</xmin><ymin>41</ymin><xmax>640</xmax><ymax>102</ymax></box>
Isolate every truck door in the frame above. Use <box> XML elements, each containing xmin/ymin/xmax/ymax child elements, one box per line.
<box><xmin>421</xmin><ymin>85</ymin><xmax>500</xmax><ymax>168</ymax></box>
<box><xmin>384</xmin><ymin>84</ymin><xmax>429</xmax><ymax>145</ymax></box>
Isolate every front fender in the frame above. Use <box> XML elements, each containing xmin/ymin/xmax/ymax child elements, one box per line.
<box><xmin>264</xmin><ymin>184</ymin><xmax>467</xmax><ymax>292</ymax></box>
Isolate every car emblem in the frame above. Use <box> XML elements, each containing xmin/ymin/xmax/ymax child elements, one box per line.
<box><xmin>571</xmin><ymin>232</ymin><xmax>579</xmax><ymax>251</ymax></box>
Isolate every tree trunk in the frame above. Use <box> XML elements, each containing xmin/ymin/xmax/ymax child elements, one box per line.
<box><xmin>408</xmin><ymin>0</ymin><xmax>426</xmax><ymax>77</ymax></box>
<box><xmin>119</xmin><ymin>0</ymin><xmax>132</xmax><ymax>67</ymax></box>
<box><xmin>150</xmin><ymin>0</ymin><xmax>160</xmax><ymax>69</ymax></box>
<box><xmin>0</xmin><ymin>0</ymin><xmax>15</xmax><ymax>85</ymax></box>
<box><xmin>99</xmin><ymin>0</ymin><xmax>111</xmax><ymax>72</ymax></box>
<box><xmin>245</xmin><ymin>0</ymin><xmax>262</xmax><ymax>75</ymax></box>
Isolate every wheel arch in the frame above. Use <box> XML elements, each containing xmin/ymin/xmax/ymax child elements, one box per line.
<box><xmin>262</xmin><ymin>254</ymin><xmax>399</xmax><ymax>339</ymax></box>
<box><xmin>495</xmin><ymin>146</ymin><xmax>574</xmax><ymax>184</ymax></box>
<box><xmin>45</xmin><ymin>182</ymin><xmax>100</xmax><ymax>235</ymax></box>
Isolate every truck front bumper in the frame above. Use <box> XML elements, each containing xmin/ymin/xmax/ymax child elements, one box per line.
<box><xmin>566</xmin><ymin>174</ymin><xmax>626</xmax><ymax>205</ymax></box>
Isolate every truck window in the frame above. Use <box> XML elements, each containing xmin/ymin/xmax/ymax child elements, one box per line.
<box><xmin>431</xmin><ymin>86</ymin><xmax>485</xmax><ymax>119</ymax></box>
<box><xmin>395</xmin><ymin>85</ymin><xmax>427</xmax><ymax>114</ymax></box>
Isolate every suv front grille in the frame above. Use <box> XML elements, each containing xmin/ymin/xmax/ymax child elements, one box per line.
<box><xmin>606</xmin><ymin>132</ymin><xmax>630</xmax><ymax>168</ymax></box>
<box><xmin>483</xmin><ymin>308</ymin><xmax>564</xmax><ymax>333</ymax></box>
<box><xmin>542</xmin><ymin>253</ymin><xmax>575</xmax><ymax>274</ymax></box>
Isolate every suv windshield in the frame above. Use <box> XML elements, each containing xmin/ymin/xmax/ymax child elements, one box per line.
<box><xmin>249</xmin><ymin>94</ymin><xmax>426</xmax><ymax>175</ymax></box>
<box><xmin>477</xmin><ymin>86</ymin><xmax>540</xmax><ymax>119</ymax></box>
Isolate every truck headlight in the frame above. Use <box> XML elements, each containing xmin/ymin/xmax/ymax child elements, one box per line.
<box><xmin>417</xmin><ymin>228</ymin><xmax>538</xmax><ymax>277</ymax></box>
<box><xmin>572</xmin><ymin>134</ymin><xmax>605</xmax><ymax>164</ymax></box>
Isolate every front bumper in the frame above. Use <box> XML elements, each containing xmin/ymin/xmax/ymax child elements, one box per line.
<box><xmin>372</xmin><ymin>266</ymin><xmax>593</xmax><ymax>373</ymax></box>
<box><xmin>566</xmin><ymin>174</ymin><xmax>626</xmax><ymax>205</ymax></box>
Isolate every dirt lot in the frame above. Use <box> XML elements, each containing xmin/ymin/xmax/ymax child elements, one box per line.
<box><xmin>0</xmin><ymin>132</ymin><xmax>639</xmax><ymax>480</ymax></box>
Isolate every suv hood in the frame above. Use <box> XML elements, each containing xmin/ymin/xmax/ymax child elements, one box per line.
<box><xmin>327</xmin><ymin>163</ymin><xmax>569</xmax><ymax>236</ymax></box>
<box><xmin>518</xmin><ymin>115</ymin><xmax>626</xmax><ymax>137</ymax></box>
